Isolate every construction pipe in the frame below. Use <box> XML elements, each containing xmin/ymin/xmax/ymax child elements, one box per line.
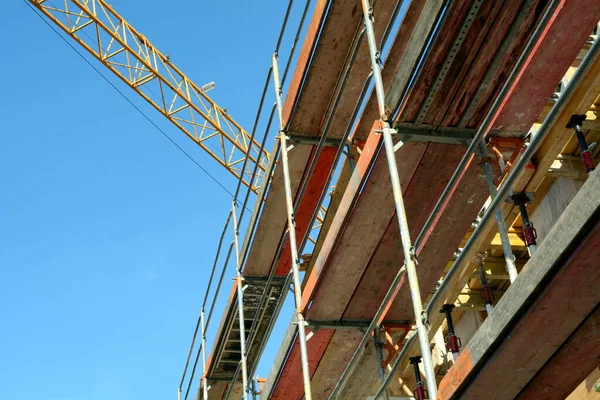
<box><xmin>237</xmin><ymin>32</ymin><xmax>373</xmax><ymax>396</ymax></box>
<box><xmin>200</xmin><ymin>309</ymin><xmax>208</xmax><ymax>400</ymax></box>
<box><xmin>567</xmin><ymin>114</ymin><xmax>596</xmax><ymax>174</ymax></box>
<box><xmin>295</xmin><ymin>0</ymin><xmax>405</xmax><ymax>254</ymax></box>
<box><xmin>234</xmin><ymin>0</ymin><xmax>313</xmax><ymax>280</ymax></box>
<box><xmin>231</xmin><ymin>0</ymin><xmax>300</xmax><ymax>209</ymax></box>
<box><xmin>221</xmin><ymin>4</ymin><xmax>314</xmax><ymax>397</ymax></box>
<box><xmin>510</xmin><ymin>191</ymin><xmax>538</xmax><ymax>257</ymax></box>
<box><xmin>519</xmin><ymin>203</ymin><xmax>537</xmax><ymax>256</ymax></box>
<box><xmin>235</xmin><ymin>0</ymin><xmax>380</xmax><ymax>389</ymax></box>
<box><xmin>240</xmin><ymin>26</ymin><xmax>370</xmax><ymax>398</ymax></box>
<box><xmin>293</xmin><ymin>23</ymin><xmax>366</xmax><ymax>247</ymax></box>
<box><xmin>272</xmin><ymin>53</ymin><xmax>313</xmax><ymax>400</ymax></box>
<box><xmin>440</xmin><ymin>304</ymin><xmax>460</xmax><ymax>361</ymax></box>
<box><xmin>373</xmin><ymin>329</ymin><xmax>391</xmax><ymax>400</ymax></box>
<box><xmin>414</xmin><ymin>0</ymin><xmax>563</xmax><ymax>251</ymax></box>
<box><xmin>235</xmin><ymin>3</ymin><xmax>404</xmax><ymax>392</ymax></box>
<box><xmin>232</xmin><ymin>201</ymin><xmax>250</xmax><ymax>400</ymax></box>
<box><xmin>183</xmin><ymin>238</ymin><xmax>236</xmax><ymax>399</ymax></box>
<box><xmin>184</xmin><ymin>242</ymin><xmax>235</xmax><ymax>400</ymax></box>
<box><xmin>409</xmin><ymin>356</ymin><xmax>427</xmax><ymax>400</ymax></box>
<box><xmin>235</xmin><ymin>0</ymin><xmax>313</xmax><ymax>227</ymax></box>
<box><xmin>328</xmin><ymin>265</ymin><xmax>409</xmax><ymax>399</ymax></box>
<box><xmin>292</xmin><ymin>0</ymin><xmax>405</xmax><ymax>237</ymax></box>
<box><xmin>227</xmin><ymin>0</ymin><xmax>313</xmax><ymax>361</ymax></box>
<box><xmin>479</xmin><ymin>143</ymin><xmax>519</xmax><ymax>283</ymax></box>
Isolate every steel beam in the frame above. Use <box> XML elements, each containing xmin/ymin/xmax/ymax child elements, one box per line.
<box><xmin>306</xmin><ymin>320</ymin><xmax>412</xmax><ymax>330</ymax></box>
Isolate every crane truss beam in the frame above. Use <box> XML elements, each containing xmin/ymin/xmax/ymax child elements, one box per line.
<box><xmin>29</xmin><ymin>0</ymin><xmax>269</xmax><ymax>192</ymax></box>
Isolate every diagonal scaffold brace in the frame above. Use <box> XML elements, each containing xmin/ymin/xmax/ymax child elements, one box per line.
<box><xmin>271</xmin><ymin>53</ymin><xmax>314</xmax><ymax>400</ymax></box>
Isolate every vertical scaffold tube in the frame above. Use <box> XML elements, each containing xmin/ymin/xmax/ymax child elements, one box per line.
<box><xmin>373</xmin><ymin>328</ymin><xmax>391</xmax><ymax>400</ymax></box>
<box><xmin>232</xmin><ymin>201</ymin><xmax>249</xmax><ymax>400</ymax></box>
<box><xmin>200</xmin><ymin>309</ymin><xmax>209</xmax><ymax>400</ymax></box>
<box><xmin>271</xmin><ymin>53</ymin><xmax>313</xmax><ymax>400</ymax></box>
<box><xmin>360</xmin><ymin>0</ymin><xmax>437</xmax><ymax>398</ymax></box>
<box><xmin>479</xmin><ymin>143</ymin><xmax>519</xmax><ymax>283</ymax></box>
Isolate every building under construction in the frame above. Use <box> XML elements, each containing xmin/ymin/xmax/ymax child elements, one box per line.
<box><xmin>29</xmin><ymin>0</ymin><xmax>600</xmax><ymax>399</ymax></box>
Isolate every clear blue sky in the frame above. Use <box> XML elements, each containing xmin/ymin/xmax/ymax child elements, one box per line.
<box><xmin>0</xmin><ymin>1</ymin><xmax>305</xmax><ymax>399</ymax></box>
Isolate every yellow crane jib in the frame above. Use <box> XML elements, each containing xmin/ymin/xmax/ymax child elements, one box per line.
<box><xmin>29</xmin><ymin>0</ymin><xmax>270</xmax><ymax>193</ymax></box>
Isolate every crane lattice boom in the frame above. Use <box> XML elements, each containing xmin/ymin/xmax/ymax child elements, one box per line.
<box><xmin>30</xmin><ymin>0</ymin><xmax>269</xmax><ymax>192</ymax></box>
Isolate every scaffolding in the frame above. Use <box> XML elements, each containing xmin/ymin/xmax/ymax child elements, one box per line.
<box><xmin>183</xmin><ymin>0</ymin><xmax>600</xmax><ymax>399</ymax></box>
<box><xmin>175</xmin><ymin>1</ymin><xmax>600</xmax><ymax>400</ymax></box>
<box><xmin>21</xmin><ymin>0</ymin><xmax>600</xmax><ymax>398</ymax></box>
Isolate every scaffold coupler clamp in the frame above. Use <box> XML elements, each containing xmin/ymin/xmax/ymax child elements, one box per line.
<box><xmin>374</xmin><ymin>123</ymin><xmax>397</xmax><ymax>135</ymax></box>
<box><xmin>409</xmin><ymin>356</ymin><xmax>429</xmax><ymax>400</ymax></box>
<box><xmin>277</xmin><ymin>128</ymin><xmax>290</xmax><ymax>142</ymax></box>
<box><xmin>421</xmin><ymin>310</ymin><xmax>429</xmax><ymax>328</ymax></box>
<box><xmin>409</xmin><ymin>246</ymin><xmax>419</xmax><ymax>265</ymax></box>
<box><xmin>440</xmin><ymin>304</ymin><xmax>461</xmax><ymax>355</ymax></box>
<box><xmin>567</xmin><ymin>114</ymin><xmax>596</xmax><ymax>174</ymax></box>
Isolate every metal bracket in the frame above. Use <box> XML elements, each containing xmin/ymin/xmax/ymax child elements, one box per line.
<box><xmin>505</xmin><ymin>192</ymin><xmax>535</xmax><ymax>205</ymax></box>
<box><xmin>415</xmin><ymin>0</ymin><xmax>484</xmax><ymax>125</ymax></box>
<box><xmin>306</xmin><ymin>319</ymin><xmax>411</xmax><ymax>330</ymax></box>
<box><xmin>286</xmin><ymin>132</ymin><xmax>343</xmax><ymax>148</ymax></box>
<box><xmin>393</xmin><ymin>140</ymin><xmax>405</xmax><ymax>153</ymax></box>
<box><xmin>394</xmin><ymin>123</ymin><xmax>474</xmax><ymax>146</ymax></box>
<box><xmin>566</xmin><ymin>114</ymin><xmax>587</xmax><ymax>129</ymax></box>
<box><xmin>390</xmin><ymin>123</ymin><xmax>526</xmax><ymax>146</ymax></box>
<box><xmin>380</xmin><ymin>325</ymin><xmax>410</xmax><ymax>368</ymax></box>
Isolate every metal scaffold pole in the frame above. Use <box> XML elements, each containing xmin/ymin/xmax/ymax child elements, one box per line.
<box><xmin>232</xmin><ymin>200</ymin><xmax>249</xmax><ymax>400</ymax></box>
<box><xmin>200</xmin><ymin>309</ymin><xmax>209</xmax><ymax>400</ymax></box>
<box><xmin>373</xmin><ymin>328</ymin><xmax>391</xmax><ymax>400</ymax></box>
<box><xmin>479</xmin><ymin>143</ymin><xmax>519</xmax><ymax>283</ymax></box>
<box><xmin>271</xmin><ymin>53</ymin><xmax>313</xmax><ymax>400</ymax></box>
<box><xmin>360</xmin><ymin>0</ymin><xmax>437</xmax><ymax>398</ymax></box>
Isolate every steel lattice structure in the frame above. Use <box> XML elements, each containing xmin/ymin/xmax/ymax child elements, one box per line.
<box><xmin>30</xmin><ymin>0</ymin><xmax>269</xmax><ymax>192</ymax></box>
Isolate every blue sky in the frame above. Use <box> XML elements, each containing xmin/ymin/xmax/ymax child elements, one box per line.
<box><xmin>0</xmin><ymin>1</ymin><xmax>306</xmax><ymax>399</ymax></box>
